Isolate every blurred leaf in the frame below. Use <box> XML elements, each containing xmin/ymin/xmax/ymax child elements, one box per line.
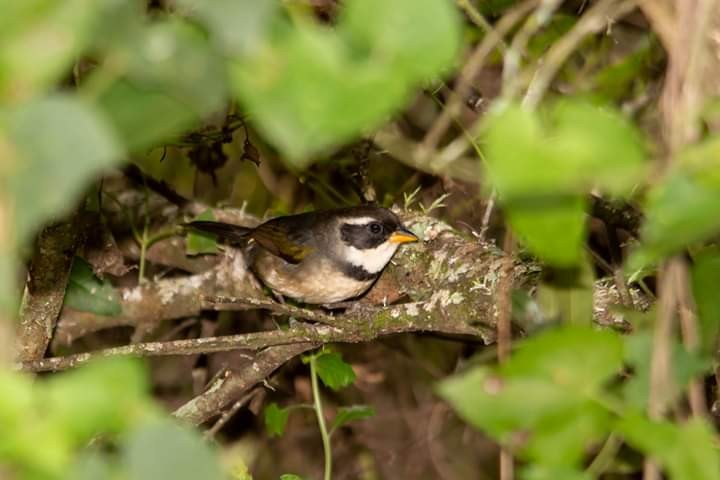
<box><xmin>279</xmin><ymin>475</ymin><xmax>304</xmax><ymax>480</ymax></box>
<box><xmin>622</xmin><ymin>332</ymin><xmax>710</xmax><ymax>410</ymax></box>
<box><xmin>0</xmin><ymin>0</ymin><xmax>103</xmax><ymax>102</ymax></box>
<box><xmin>314</xmin><ymin>351</ymin><xmax>356</xmax><ymax>391</ymax></box>
<box><xmin>263</xmin><ymin>403</ymin><xmax>290</xmax><ymax>438</ymax></box>
<box><xmin>69</xmin><ymin>451</ymin><xmax>116</xmax><ymax>480</ymax></box>
<box><xmin>535</xmin><ymin>262</ymin><xmax>594</xmax><ymax>324</ymax></box>
<box><xmin>691</xmin><ymin>248</ymin><xmax>720</xmax><ymax>354</ymax></box>
<box><xmin>232</xmin><ymin>0</ymin><xmax>460</xmax><ymax>164</ymax></box>
<box><xmin>501</xmin><ymin>326</ymin><xmax>623</xmax><ymax>392</ymax></box>
<box><xmin>523</xmin><ymin>465</ymin><xmax>592</xmax><ymax>480</ymax></box>
<box><xmin>330</xmin><ymin>405</ymin><xmax>375</xmax><ymax>433</ymax></box>
<box><xmin>64</xmin><ymin>257</ymin><xmax>122</xmax><ymax>316</ymax></box>
<box><xmin>124</xmin><ymin>420</ymin><xmax>223</xmax><ymax>480</ymax></box>
<box><xmin>176</xmin><ymin>0</ymin><xmax>275</xmax><ymax>54</ymax></box>
<box><xmin>482</xmin><ymin>101</ymin><xmax>645</xmax><ymax>266</ymax></box>
<box><xmin>341</xmin><ymin>0</ymin><xmax>460</xmax><ymax>79</ymax></box>
<box><xmin>45</xmin><ymin>358</ymin><xmax>151</xmax><ymax>443</ymax></box>
<box><xmin>506</xmin><ymin>197</ymin><xmax>586</xmax><ymax>266</ymax></box>
<box><xmin>618</xmin><ymin>415</ymin><xmax>720</xmax><ymax>480</ymax></box>
<box><xmin>440</xmin><ymin>326</ymin><xmax>622</xmax><ymax>466</ymax></box>
<box><xmin>186</xmin><ymin>210</ymin><xmax>218</xmax><ymax>255</ymax></box>
<box><xmin>630</xmin><ymin>137</ymin><xmax>720</xmax><ymax>268</ymax></box>
<box><xmin>6</xmin><ymin>94</ymin><xmax>123</xmax><ymax>243</ymax></box>
<box><xmin>95</xmin><ymin>19</ymin><xmax>227</xmax><ymax>150</ymax></box>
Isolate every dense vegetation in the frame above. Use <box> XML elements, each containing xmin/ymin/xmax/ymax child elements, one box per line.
<box><xmin>2</xmin><ymin>0</ymin><xmax>720</xmax><ymax>479</ymax></box>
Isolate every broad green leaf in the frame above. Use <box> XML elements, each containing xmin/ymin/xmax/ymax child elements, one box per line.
<box><xmin>314</xmin><ymin>351</ymin><xmax>356</xmax><ymax>391</ymax></box>
<box><xmin>279</xmin><ymin>475</ymin><xmax>304</xmax><ymax>480</ymax></box>
<box><xmin>95</xmin><ymin>19</ymin><xmax>227</xmax><ymax>150</ymax></box>
<box><xmin>176</xmin><ymin>0</ymin><xmax>275</xmax><ymax>54</ymax></box>
<box><xmin>439</xmin><ymin>327</ymin><xmax>622</xmax><ymax>466</ymax></box>
<box><xmin>341</xmin><ymin>0</ymin><xmax>460</xmax><ymax>79</ymax></box>
<box><xmin>501</xmin><ymin>325</ymin><xmax>623</xmax><ymax>392</ymax></box>
<box><xmin>630</xmin><ymin>137</ymin><xmax>720</xmax><ymax>268</ymax></box>
<box><xmin>0</xmin><ymin>0</ymin><xmax>104</xmax><ymax>102</ymax></box>
<box><xmin>618</xmin><ymin>415</ymin><xmax>720</xmax><ymax>480</ymax></box>
<box><xmin>6</xmin><ymin>94</ymin><xmax>123</xmax><ymax>243</ymax></box>
<box><xmin>186</xmin><ymin>210</ymin><xmax>218</xmax><ymax>255</ymax></box>
<box><xmin>622</xmin><ymin>332</ymin><xmax>710</xmax><ymax>410</ymax></box>
<box><xmin>263</xmin><ymin>403</ymin><xmax>290</xmax><ymax>438</ymax></box>
<box><xmin>231</xmin><ymin>0</ymin><xmax>460</xmax><ymax>164</ymax></box>
<box><xmin>124</xmin><ymin>421</ymin><xmax>224</xmax><ymax>480</ymax></box>
<box><xmin>232</xmin><ymin>23</ymin><xmax>407</xmax><ymax>165</ymax></box>
<box><xmin>535</xmin><ymin>262</ymin><xmax>594</xmax><ymax>325</ymax></box>
<box><xmin>506</xmin><ymin>197</ymin><xmax>586</xmax><ymax>266</ymax></box>
<box><xmin>330</xmin><ymin>405</ymin><xmax>376</xmax><ymax>433</ymax></box>
<box><xmin>64</xmin><ymin>257</ymin><xmax>122</xmax><ymax>316</ymax></box>
<box><xmin>438</xmin><ymin>367</ymin><xmax>610</xmax><ymax>466</ymax></box>
<box><xmin>482</xmin><ymin>101</ymin><xmax>645</xmax><ymax>266</ymax></box>
<box><xmin>44</xmin><ymin>359</ymin><xmax>150</xmax><ymax>443</ymax></box>
<box><xmin>523</xmin><ymin>465</ymin><xmax>592</xmax><ymax>480</ymax></box>
<box><xmin>691</xmin><ymin>248</ymin><xmax>720</xmax><ymax>354</ymax></box>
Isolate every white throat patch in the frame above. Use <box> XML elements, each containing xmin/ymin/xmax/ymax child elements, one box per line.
<box><xmin>343</xmin><ymin>241</ymin><xmax>399</xmax><ymax>274</ymax></box>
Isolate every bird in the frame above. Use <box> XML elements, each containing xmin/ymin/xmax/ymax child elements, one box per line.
<box><xmin>185</xmin><ymin>205</ymin><xmax>419</xmax><ymax>304</ymax></box>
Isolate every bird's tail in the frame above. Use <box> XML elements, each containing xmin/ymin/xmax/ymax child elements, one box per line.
<box><xmin>184</xmin><ymin>221</ymin><xmax>252</xmax><ymax>245</ymax></box>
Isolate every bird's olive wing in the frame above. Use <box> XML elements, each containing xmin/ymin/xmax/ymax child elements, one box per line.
<box><xmin>251</xmin><ymin>221</ymin><xmax>314</xmax><ymax>264</ymax></box>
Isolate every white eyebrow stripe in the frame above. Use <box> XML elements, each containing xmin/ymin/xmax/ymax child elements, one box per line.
<box><xmin>341</xmin><ymin>217</ymin><xmax>379</xmax><ymax>225</ymax></box>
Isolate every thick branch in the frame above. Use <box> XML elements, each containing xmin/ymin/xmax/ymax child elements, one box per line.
<box><xmin>16</xmin><ymin>215</ymin><xmax>86</xmax><ymax>363</ymax></box>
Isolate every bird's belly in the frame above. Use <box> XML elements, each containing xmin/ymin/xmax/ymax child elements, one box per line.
<box><xmin>253</xmin><ymin>253</ymin><xmax>374</xmax><ymax>304</ymax></box>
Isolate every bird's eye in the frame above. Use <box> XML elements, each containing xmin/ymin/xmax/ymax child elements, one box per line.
<box><xmin>368</xmin><ymin>222</ymin><xmax>383</xmax><ymax>235</ymax></box>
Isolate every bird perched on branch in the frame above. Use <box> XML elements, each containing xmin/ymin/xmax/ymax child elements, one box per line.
<box><xmin>185</xmin><ymin>206</ymin><xmax>418</xmax><ymax>304</ymax></box>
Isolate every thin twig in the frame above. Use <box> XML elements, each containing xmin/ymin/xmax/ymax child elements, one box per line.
<box><xmin>420</xmin><ymin>0</ymin><xmax>539</xmax><ymax>155</ymax></box>
<box><xmin>522</xmin><ymin>0</ymin><xmax>637</xmax><ymax>109</ymax></box>
<box><xmin>503</xmin><ymin>0</ymin><xmax>565</xmax><ymax>100</ymax></box>
<box><xmin>643</xmin><ymin>259</ymin><xmax>679</xmax><ymax>480</ymax></box>
<box><xmin>498</xmin><ymin>229</ymin><xmax>516</xmax><ymax>480</ymax></box>
<box><xmin>204</xmin><ymin>388</ymin><xmax>261</xmax><ymax>439</ymax></box>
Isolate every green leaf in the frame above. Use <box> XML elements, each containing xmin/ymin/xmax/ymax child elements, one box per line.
<box><xmin>263</xmin><ymin>403</ymin><xmax>290</xmax><ymax>438</ymax></box>
<box><xmin>439</xmin><ymin>326</ymin><xmax>623</xmax><ymax>467</ymax></box>
<box><xmin>501</xmin><ymin>326</ymin><xmax>623</xmax><ymax>392</ymax></box>
<box><xmin>618</xmin><ymin>415</ymin><xmax>720</xmax><ymax>480</ymax></box>
<box><xmin>341</xmin><ymin>0</ymin><xmax>460</xmax><ymax>79</ymax></box>
<box><xmin>330</xmin><ymin>405</ymin><xmax>376</xmax><ymax>433</ymax></box>
<box><xmin>438</xmin><ymin>368</ymin><xmax>610</xmax><ymax>466</ymax></box>
<box><xmin>6</xmin><ymin>94</ymin><xmax>123</xmax><ymax>243</ymax></box>
<box><xmin>522</xmin><ymin>465</ymin><xmax>592</xmax><ymax>480</ymax></box>
<box><xmin>186</xmin><ymin>210</ymin><xmax>218</xmax><ymax>255</ymax></box>
<box><xmin>482</xmin><ymin>101</ymin><xmax>646</xmax><ymax>266</ymax></box>
<box><xmin>64</xmin><ymin>257</ymin><xmax>122</xmax><ymax>316</ymax></box>
<box><xmin>45</xmin><ymin>358</ymin><xmax>151</xmax><ymax>443</ymax></box>
<box><xmin>630</xmin><ymin>137</ymin><xmax>720</xmax><ymax>268</ymax></box>
<box><xmin>691</xmin><ymin>248</ymin><xmax>720</xmax><ymax>354</ymax></box>
<box><xmin>95</xmin><ymin>19</ymin><xmax>227</xmax><ymax>150</ymax></box>
<box><xmin>124</xmin><ymin>420</ymin><xmax>224</xmax><ymax>480</ymax></box>
<box><xmin>314</xmin><ymin>351</ymin><xmax>356</xmax><ymax>391</ymax></box>
<box><xmin>506</xmin><ymin>197</ymin><xmax>587</xmax><ymax>266</ymax></box>
<box><xmin>176</xmin><ymin>0</ymin><xmax>275</xmax><ymax>54</ymax></box>
<box><xmin>0</xmin><ymin>0</ymin><xmax>104</xmax><ymax>101</ymax></box>
<box><xmin>622</xmin><ymin>332</ymin><xmax>710</xmax><ymax>410</ymax></box>
<box><xmin>231</xmin><ymin>0</ymin><xmax>460</xmax><ymax>164</ymax></box>
<box><xmin>279</xmin><ymin>475</ymin><xmax>304</xmax><ymax>480</ymax></box>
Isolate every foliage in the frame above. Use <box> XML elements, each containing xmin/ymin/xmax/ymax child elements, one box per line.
<box><xmin>0</xmin><ymin>359</ymin><xmax>223</xmax><ymax>480</ymax></box>
<box><xmin>64</xmin><ymin>257</ymin><xmax>121</xmax><ymax>316</ymax></box>
<box><xmin>2</xmin><ymin>0</ymin><xmax>720</xmax><ymax>478</ymax></box>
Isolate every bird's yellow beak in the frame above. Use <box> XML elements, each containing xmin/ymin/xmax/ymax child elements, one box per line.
<box><xmin>389</xmin><ymin>228</ymin><xmax>419</xmax><ymax>244</ymax></box>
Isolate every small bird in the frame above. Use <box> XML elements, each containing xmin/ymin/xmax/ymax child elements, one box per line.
<box><xmin>186</xmin><ymin>205</ymin><xmax>419</xmax><ymax>304</ymax></box>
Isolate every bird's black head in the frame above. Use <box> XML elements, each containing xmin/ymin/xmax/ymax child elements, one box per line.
<box><xmin>332</xmin><ymin>206</ymin><xmax>418</xmax><ymax>275</ymax></box>
<box><xmin>337</xmin><ymin>206</ymin><xmax>416</xmax><ymax>249</ymax></box>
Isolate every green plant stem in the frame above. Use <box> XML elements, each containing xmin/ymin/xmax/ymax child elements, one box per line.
<box><xmin>310</xmin><ymin>356</ymin><xmax>332</xmax><ymax>480</ymax></box>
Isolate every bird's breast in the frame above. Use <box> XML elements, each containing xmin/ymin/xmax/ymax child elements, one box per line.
<box><xmin>251</xmin><ymin>250</ymin><xmax>376</xmax><ymax>304</ymax></box>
